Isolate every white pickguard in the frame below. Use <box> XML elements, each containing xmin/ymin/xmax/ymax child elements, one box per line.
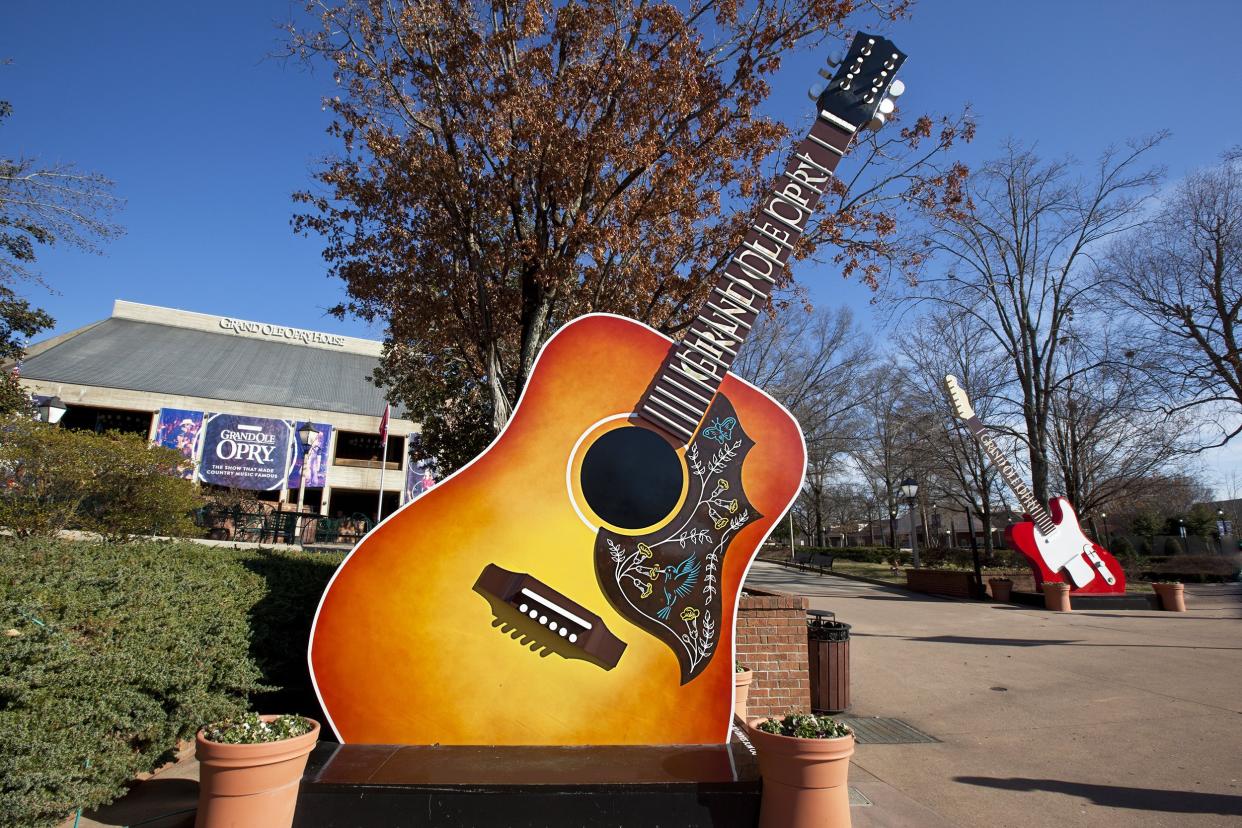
<box><xmin>1033</xmin><ymin>498</ymin><xmax>1116</xmax><ymax>587</ymax></box>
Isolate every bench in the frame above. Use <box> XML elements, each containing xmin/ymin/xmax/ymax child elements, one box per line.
<box><xmin>788</xmin><ymin>551</ymin><xmax>834</xmax><ymax>575</ymax></box>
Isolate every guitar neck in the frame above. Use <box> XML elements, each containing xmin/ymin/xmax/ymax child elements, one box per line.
<box><xmin>962</xmin><ymin>417</ymin><xmax>1056</xmax><ymax>535</ymax></box>
<box><xmin>635</xmin><ymin>110</ymin><xmax>858</xmax><ymax>444</ymax></box>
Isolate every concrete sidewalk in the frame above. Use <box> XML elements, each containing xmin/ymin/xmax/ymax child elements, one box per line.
<box><xmin>744</xmin><ymin>563</ymin><xmax>1242</xmax><ymax>827</ymax></box>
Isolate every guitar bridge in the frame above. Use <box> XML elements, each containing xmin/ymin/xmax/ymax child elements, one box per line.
<box><xmin>473</xmin><ymin>564</ymin><xmax>626</xmax><ymax>670</ymax></box>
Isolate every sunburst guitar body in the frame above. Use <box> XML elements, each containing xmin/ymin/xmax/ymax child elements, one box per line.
<box><xmin>309</xmin><ymin>314</ymin><xmax>805</xmax><ymax>745</ymax></box>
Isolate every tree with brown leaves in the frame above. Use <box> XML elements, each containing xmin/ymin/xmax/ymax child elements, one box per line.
<box><xmin>290</xmin><ymin>0</ymin><xmax>968</xmax><ymax>470</ymax></box>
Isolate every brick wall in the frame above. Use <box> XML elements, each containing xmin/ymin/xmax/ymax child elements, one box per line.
<box><xmin>735</xmin><ymin>589</ymin><xmax>810</xmax><ymax>718</ymax></box>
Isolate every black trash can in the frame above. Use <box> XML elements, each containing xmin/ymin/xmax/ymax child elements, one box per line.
<box><xmin>807</xmin><ymin>612</ymin><xmax>850</xmax><ymax>714</ymax></box>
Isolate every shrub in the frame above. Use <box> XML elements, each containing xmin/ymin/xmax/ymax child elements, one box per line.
<box><xmin>200</xmin><ymin>713</ymin><xmax>313</xmax><ymax>745</ymax></box>
<box><xmin>0</xmin><ymin>538</ymin><xmax>266</xmax><ymax>826</ymax></box>
<box><xmin>0</xmin><ymin>420</ymin><xmax>204</xmax><ymax>540</ymax></box>
<box><xmin>0</xmin><ymin>538</ymin><xmax>344</xmax><ymax>827</ymax></box>
<box><xmin>756</xmin><ymin>712</ymin><xmax>852</xmax><ymax>739</ymax></box>
<box><xmin>1142</xmin><ymin>554</ymin><xmax>1241</xmax><ymax>583</ymax></box>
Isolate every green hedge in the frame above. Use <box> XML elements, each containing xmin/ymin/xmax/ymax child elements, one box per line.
<box><xmin>0</xmin><ymin>538</ymin><xmax>343</xmax><ymax>827</ymax></box>
<box><xmin>1141</xmin><ymin>554</ymin><xmax>1241</xmax><ymax>583</ymax></box>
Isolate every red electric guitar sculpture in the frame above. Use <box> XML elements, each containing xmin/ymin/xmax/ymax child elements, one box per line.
<box><xmin>944</xmin><ymin>375</ymin><xmax>1125</xmax><ymax>594</ymax></box>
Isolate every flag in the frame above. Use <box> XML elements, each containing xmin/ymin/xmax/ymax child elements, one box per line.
<box><xmin>378</xmin><ymin>403</ymin><xmax>390</xmax><ymax>442</ymax></box>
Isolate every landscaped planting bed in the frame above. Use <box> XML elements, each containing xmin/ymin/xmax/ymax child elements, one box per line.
<box><xmin>0</xmin><ymin>538</ymin><xmax>343</xmax><ymax>827</ymax></box>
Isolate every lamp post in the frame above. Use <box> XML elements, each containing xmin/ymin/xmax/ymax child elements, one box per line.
<box><xmin>900</xmin><ymin>477</ymin><xmax>920</xmax><ymax>568</ymax></box>
<box><xmin>36</xmin><ymin>396</ymin><xmax>67</xmax><ymax>425</ymax></box>
<box><xmin>295</xmin><ymin>421</ymin><xmax>317</xmax><ymax>546</ymax></box>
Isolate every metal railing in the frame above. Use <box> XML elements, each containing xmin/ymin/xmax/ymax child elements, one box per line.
<box><xmin>194</xmin><ymin>505</ymin><xmax>375</xmax><ymax>547</ymax></box>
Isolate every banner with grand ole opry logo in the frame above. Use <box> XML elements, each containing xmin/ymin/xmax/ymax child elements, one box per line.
<box><xmin>196</xmin><ymin>413</ymin><xmax>294</xmax><ymax>491</ymax></box>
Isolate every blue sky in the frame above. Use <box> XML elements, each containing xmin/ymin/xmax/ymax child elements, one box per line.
<box><xmin>4</xmin><ymin>0</ymin><xmax>1241</xmax><ymax>485</ymax></box>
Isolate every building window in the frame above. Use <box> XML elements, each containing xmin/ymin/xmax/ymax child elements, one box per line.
<box><xmin>61</xmin><ymin>405</ymin><xmax>152</xmax><ymax>436</ymax></box>
<box><xmin>333</xmin><ymin>431</ymin><xmax>404</xmax><ymax>470</ymax></box>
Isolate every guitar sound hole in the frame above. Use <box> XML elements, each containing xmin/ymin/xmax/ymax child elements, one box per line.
<box><xmin>580</xmin><ymin>426</ymin><xmax>683</xmax><ymax>530</ymax></box>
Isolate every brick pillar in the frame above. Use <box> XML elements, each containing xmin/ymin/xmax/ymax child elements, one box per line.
<box><xmin>734</xmin><ymin>590</ymin><xmax>810</xmax><ymax>718</ymax></box>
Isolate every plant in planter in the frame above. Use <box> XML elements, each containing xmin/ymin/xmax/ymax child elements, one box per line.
<box><xmin>734</xmin><ymin>661</ymin><xmax>754</xmax><ymax>721</ymax></box>
<box><xmin>988</xmin><ymin>577</ymin><xmax>1013</xmax><ymax>602</ymax></box>
<box><xmin>195</xmin><ymin>713</ymin><xmax>320</xmax><ymax>828</ymax></box>
<box><xmin>747</xmin><ymin>713</ymin><xmax>855</xmax><ymax>828</ymax></box>
<box><xmin>1042</xmin><ymin>579</ymin><xmax>1072</xmax><ymax>612</ymax></box>
<box><xmin>1151</xmin><ymin>580</ymin><xmax>1187</xmax><ymax>612</ymax></box>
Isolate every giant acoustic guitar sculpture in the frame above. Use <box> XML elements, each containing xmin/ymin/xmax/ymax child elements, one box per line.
<box><xmin>310</xmin><ymin>33</ymin><xmax>909</xmax><ymax>746</ymax></box>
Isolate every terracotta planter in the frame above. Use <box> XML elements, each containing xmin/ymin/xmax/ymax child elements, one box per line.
<box><xmin>195</xmin><ymin>716</ymin><xmax>319</xmax><ymax>828</ymax></box>
<box><xmin>1043</xmin><ymin>581</ymin><xmax>1072</xmax><ymax>612</ymax></box>
<box><xmin>988</xmin><ymin>578</ymin><xmax>1013</xmax><ymax>603</ymax></box>
<box><xmin>1152</xmin><ymin>582</ymin><xmax>1186</xmax><ymax>612</ymax></box>
<box><xmin>747</xmin><ymin>718</ymin><xmax>855</xmax><ymax>828</ymax></box>
<box><xmin>734</xmin><ymin>669</ymin><xmax>755</xmax><ymax>721</ymax></box>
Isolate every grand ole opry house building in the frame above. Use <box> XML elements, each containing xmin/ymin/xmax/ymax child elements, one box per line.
<box><xmin>15</xmin><ymin>300</ymin><xmax>421</xmax><ymax>521</ymax></box>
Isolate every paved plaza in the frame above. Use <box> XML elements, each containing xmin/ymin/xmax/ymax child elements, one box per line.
<box><xmin>744</xmin><ymin>562</ymin><xmax>1242</xmax><ymax>827</ymax></box>
<box><xmin>65</xmin><ymin>565</ymin><xmax>1241</xmax><ymax>828</ymax></box>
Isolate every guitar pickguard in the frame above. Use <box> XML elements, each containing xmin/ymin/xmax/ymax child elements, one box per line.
<box><xmin>594</xmin><ymin>395</ymin><xmax>761</xmax><ymax>685</ymax></box>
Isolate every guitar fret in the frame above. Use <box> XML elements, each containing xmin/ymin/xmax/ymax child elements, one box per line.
<box><xmin>760</xmin><ymin>206</ymin><xmax>805</xmax><ymax>237</ymax></box>
<box><xmin>641</xmin><ymin>404</ymin><xmax>694</xmax><ymax>439</ymax></box>
<box><xmin>681</xmin><ymin>341</ymin><xmax>731</xmax><ymax>372</ymax></box>
<box><xmin>662</xmin><ymin>375</ymin><xmax>712</xmax><ymax>406</ymax></box>
<box><xmin>808</xmin><ymin>132</ymin><xmax>845</xmax><ymax>156</ymax></box>
<box><xmin>646</xmin><ymin>394</ymin><xmax>699</xmax><ymax>426</ymax></box>
<box><xmin>818</xmin><ymin>109</ymin><xmax>857</xmax><ymax>134</ymax></box>
<box><xmin>705</xmin><ymin>302</ymin><xmax>752</xmax><ymax>329</ymax></box>
<box><xmin>712</xmin><ymin>286</ymin><xmax>760</xmax><ymax>316</ymax></box>
<box><xmin>753</xmin><ymin>221</ymin><xmax>795</xmax><ymax>250</ymax></box>
<box><xmin>692</xmin><ymin>319</ymin><xmax>740</xmax><ymax>355</ymax></box>
<box><xmin>653</xmin><ymin>384</ymin><xmax>706</xmax><ymax>419</ymax></box>
<box><xmin>668</xmin><ymin>362</ymin><xmax>719</xmax><ymax>393</ymax></box>
<box><xmin>794</xmin><ymin>151</ymin><xmax>832</xmax><ymax>175</ymax></box>
<box><xmin>722</xmin><ymin>273</ymin><xmax>769</xmax><ymax>298</ymax></box>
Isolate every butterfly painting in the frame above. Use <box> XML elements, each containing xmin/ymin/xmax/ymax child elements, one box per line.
<box><xmin>702</xmin><ymin>417</ymin><xmax>736</xmax><ymax>444</ymax></box>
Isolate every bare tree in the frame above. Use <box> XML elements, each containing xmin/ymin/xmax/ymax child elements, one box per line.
<box><xmin>900</xmin><ymin>309</ymin><xmax>1010</xmax><ymax>554</ymax></box>
<box><xmin>0</xmin><ymin>100</ymin><xmax>123</xmax><ymax>285</ymax></box>
<box><xmin>900</xmin><ymin>137</ymin><xmax>1166</xmax><ymax>504</ymax></box>
<box><xmin>852</xmin><ymin>364</ymin><xmax>916</xmax><ymax>546</ymax></box>
<box><xmin>734</xmin><ymin>304</ymin><xmax>873</xmax><ymax>548</ymax></box>
<box><xmin>1047</xmin><ymin>337</ymin><xmax>1190</xmax><ymax>517</ymax></box>
<box><xmin>1103</xmin><ymin>152</ymin><xmax>1242</xmax><ymax>446</ymax></box>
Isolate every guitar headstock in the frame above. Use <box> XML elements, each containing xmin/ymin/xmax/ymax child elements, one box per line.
<box><xmin>944</xmin><ymin>375</ymin><xmax>976</xmax><ymax>421</ymax></box>
<box><xmin>808</xmin><ymin>32</ymin><xmax>907</xmax><ymax>131</ymax></box>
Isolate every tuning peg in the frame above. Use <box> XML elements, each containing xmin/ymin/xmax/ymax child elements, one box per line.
<box><xmin>887</xmin><ymin>79</ymin><xmax>906</xmax><ymax>97</ymax></box>
<box><xmin>807</xmin><ymin>82</ymin><xmax>825</xmax><ymax>101</ymax></box>
<box><xmin>825</xmin><ymin>50</ymin><xmax>845</xmax><ymax>67</ymax></box>
<box><xmin>867</xmin><ymin>111</ymin><xmax>887</xmax><ymax>131</ymax></box>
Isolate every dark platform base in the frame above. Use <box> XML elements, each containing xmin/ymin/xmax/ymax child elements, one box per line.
<box><xmin>1011</xmin><ymin>590</ymin><xmax>1161</xmax><ymax>610</ymax></box>
<box><xmin>294</xmin><ymin>721</ymin><xmax>760</xmax><ymax>828</ymax></box>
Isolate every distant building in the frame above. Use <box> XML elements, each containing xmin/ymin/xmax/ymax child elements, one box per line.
<box><xmin>16</xmin><ymin>300</ymin><xmax>421</xmax><ymax>520</ymax></box>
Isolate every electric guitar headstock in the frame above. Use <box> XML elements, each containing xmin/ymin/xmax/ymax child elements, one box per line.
<box><xmin>809</xmin><ymin>32</ymin><xmax>908</xmax><ymax>131</ymax></box>
<box><xmin>944</xmin><ymin>374</ymin><xmax>976</xmax><ymax>422</ymax></box>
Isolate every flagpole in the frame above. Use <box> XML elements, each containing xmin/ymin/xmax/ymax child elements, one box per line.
<box><xmin>376</xmin><ymin>438</ymin><xmax>388</xmax><ymax>524</ymax></box>
<box><xmin>375</xmin><ymin>403</ymin><xmax>391</xmax><ymax>524</ymax></box>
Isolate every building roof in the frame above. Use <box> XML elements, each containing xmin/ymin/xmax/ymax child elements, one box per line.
<box><xmin>21</xmin><ymin>312</ymin><xmax>395</xmax><ymax>419</ymax></box>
